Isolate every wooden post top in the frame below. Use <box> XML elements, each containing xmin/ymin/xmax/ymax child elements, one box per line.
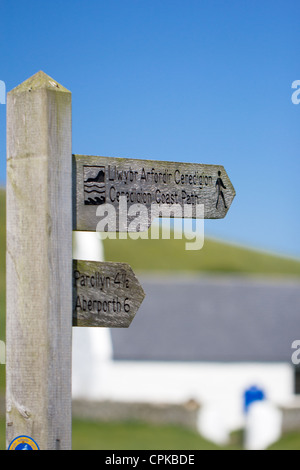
<box><xmin>8</xmin><ymin>70</ymin><xmax>71</xmax><ymax>95</ymax></box>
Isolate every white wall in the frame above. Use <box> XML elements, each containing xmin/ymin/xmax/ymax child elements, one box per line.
<box><xmin>72</xmin><ymin>357</ymin><xmax>294</xmax><ymax>439</ymax></box>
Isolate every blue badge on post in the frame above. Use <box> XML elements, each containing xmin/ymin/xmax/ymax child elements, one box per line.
<box><xmin>8</xmin><ymin>435</ymin><xmax>39</xmax><ymax>450</ymax></box>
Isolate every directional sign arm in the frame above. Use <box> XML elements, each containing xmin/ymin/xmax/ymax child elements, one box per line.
<box><xmin>73</xmin><ymin>260</ymin><xmax>145</xmax><ymax>327</ymax></box>
<box><xmin>73</xmin><ymin>155</ymin><xmax>235</xmax><ymax>232</ymax></box>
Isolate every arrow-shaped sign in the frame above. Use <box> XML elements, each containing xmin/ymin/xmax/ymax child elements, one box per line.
<box><xmin>73</xmin><ymin>155</ymin><xmax>235</xmax><ymax>232</ymax></box>
<box><xmin>73</xmin><ymin>260</ymin><xmax>145</xmax><ymax>327</ymax></box>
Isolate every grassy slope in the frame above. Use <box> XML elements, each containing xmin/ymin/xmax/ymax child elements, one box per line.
<box><xmin>102</xmin><ymin>234</ymin><xmax>300</xmax><ymax>277</ymax></box>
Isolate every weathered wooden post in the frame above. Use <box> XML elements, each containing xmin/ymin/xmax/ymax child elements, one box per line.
<box><xmin>6</xmin><ymin>71</ymin><xmax>72</xmax><ymax>450</ymax></box>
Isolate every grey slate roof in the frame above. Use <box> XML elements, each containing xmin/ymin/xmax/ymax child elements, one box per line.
<box><xmin>111</xmin><ymin>276</ymin><xmax>300</xmax><ymax>362</ymax></box>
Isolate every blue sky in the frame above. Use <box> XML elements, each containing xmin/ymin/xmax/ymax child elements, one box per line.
<box><xmin>1</xmin><ymin>0</ymin><xmax>299</xmax><ymax>258</ymax></box>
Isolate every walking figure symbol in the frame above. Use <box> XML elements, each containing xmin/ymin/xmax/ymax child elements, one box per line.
<box><xmin>216</xmin><ymin>171</ymin><xmax>227</xmax><ymax>209</ymax></box>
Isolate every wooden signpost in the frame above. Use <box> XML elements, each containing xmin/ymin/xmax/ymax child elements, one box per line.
<box><xmin>5</xmin><ymin>71</ymin><xmax>235</xmax><ymax>450</ymax></box>
<box><xmin>6</xmin><ymin>72</ymin><xmax>73</xmax><ymax>450</ymax></box>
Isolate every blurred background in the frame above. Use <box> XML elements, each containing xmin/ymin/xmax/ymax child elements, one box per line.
<box><xmin>1</xmin><ymin>0</ymin><xmax>300</xmax><ymax>450</ymax></box>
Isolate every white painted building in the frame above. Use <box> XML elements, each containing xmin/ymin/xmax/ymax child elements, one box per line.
<box><xmin>72</xmin><ymin>233</ymin><xmax>300</xmax><ymax>447</ymax></box>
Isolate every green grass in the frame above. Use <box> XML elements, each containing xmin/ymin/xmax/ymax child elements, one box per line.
<box><xmin>0</xmin><ymin>416</ymin><xmax>229</xmax><ymax>450</ymax></box>
<box><xmin>2</xmin><ymin>416</ymin><xmax>300</xmax><ymax>450</ymax></box>
<box><xmin>102</xmin><ymin>231</ymin><xmax>300</xmax><ymax>277</ymax></box>
<box><xmin>268</xmin><ymin>432</ymin><xmax>300</xmax><ymax>450</ymax></box>
<box><xmin>71</xmin><ymin>419</ymin><xmax>224</xmax><ymax>450</ymax></box>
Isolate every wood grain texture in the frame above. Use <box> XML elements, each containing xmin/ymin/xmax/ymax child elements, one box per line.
<box><xmin>73</xmin><ymin>260</ymin><xmax>145</xmax><ymax>327</ymax></box>
<box><xmin>73</xmin><ymin>155</ymin><xmax>236</xmax><ymax>232</ymax></box>
<box><xmin>6</xmin><ymin>71</ymin><xmax>72</xmax><ymax>450</ymax></box>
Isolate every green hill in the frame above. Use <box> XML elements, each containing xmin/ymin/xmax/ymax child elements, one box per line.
<box><xmin>102</xmin><ymin>234</ymin><xmax>300</xmax><ymax>277</ymax></box>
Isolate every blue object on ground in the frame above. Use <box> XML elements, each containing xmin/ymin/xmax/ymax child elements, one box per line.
<box><xmin>244</xmin><ymin>385</ymin><xmax>265</xmax><ymax>413</ymax></box>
